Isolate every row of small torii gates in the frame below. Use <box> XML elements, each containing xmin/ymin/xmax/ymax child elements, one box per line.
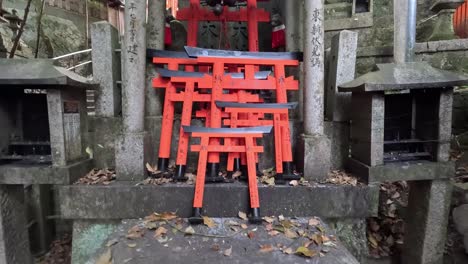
<box><xmin>120</xmin><ymin>0</ymin><xmax>326</xmax><ymax>223</ymax></box>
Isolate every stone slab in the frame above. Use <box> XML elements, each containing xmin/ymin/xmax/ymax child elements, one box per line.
<box><xmin>90</xmin><ymin>116</ymin><xmax>121</xmax><ymax>169</ymax></box>
<box><xmin>0</xmin><ymin>185</ymin><xmax>32</xmax><ymax>264</ymax></box>
<box><xmin>297</xmin><ymin>134</ymin><xmax>331</xmax><ymax>181</ymax></box>
<box><xmin>58</xmin><ymin>183</ymin><xmax>379</xmax><ymax>219</ymax></box>
<box><xmin>402</xmin><ymin>180</ymin><xmax>453</xmax><ymax>264</ymax></box>
<box><xmin>74</xmin><ymin>218</ymin><xmax>359</xmax><ymax>264</ymax></box>
<box><xmin>346</xmin><ymin>158</ymin><xmax>455</xmax><ymax>183</ymax></box>
<box><xmin>0</xmin><ymin>159</ymin><xmax>93</xmax><ymax>185</ymax></box>
<box><xmin>115</xmin><ymin>132</ymin><xmax>150</xmax><ymax>181</ymax></box>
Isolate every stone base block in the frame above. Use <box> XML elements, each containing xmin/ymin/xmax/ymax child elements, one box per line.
<box><xmin>145</xmin><ymin>116</ymin><xmax>162</xmax><ymax>167</ymax></box>
<box><xmin>91</xmin><ymin>116</ymin><xmax>122</xmax><ymax>169</ymax></box>
<box><xmin>115</xmin><ymin>132</ymin><xmax>150</xmax><ymax>181</ymax></box>
<box><xmin>58</xmin><ymin>183</ymin><xmax>379</xmax><ymax>219</ymax></box>
<box><xmin>0</xmin><ymin>185</ymin><xmax>32</xmax><ymax>264</ymax></box>
<box><xmin>402</xmin><ymin>180</ymin><xmax>453</xmax><ymax>264</ymax></box>
<box><xmin>325</xmin><ymin>121</ymin><xmax>350</xmax><ymax>170</ymax></box>
<box><xmin>297</xmin><ymin>134</ymin><xmax>331</xmax><ymax>181</ymax></box>
<box><xmin>346</xmin><ymin>158</ymin><xmax>455</xmax><ymax>183</ymax></box>
<box><xmin>326</xmin><ymin>218</ymin><xmax>368</xmax><ymax>262</ymax></box>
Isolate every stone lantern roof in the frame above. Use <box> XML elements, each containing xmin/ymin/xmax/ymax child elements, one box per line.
<box><xmin>0</xmin><ymin>59</ymin><xmax>97</xmax><ymax>89</ymax></box>
<box><xmin>338</xmin><ymin>62</ymin><xmax>468</xmax><ymax>93</ymax></box>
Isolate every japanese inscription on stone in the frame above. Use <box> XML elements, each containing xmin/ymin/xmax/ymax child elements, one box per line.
<box><xmin>127</xmin><ymin>2</ymin><xmax>138</xmax><ymax>63</ymax></box>
<box><xmin>310</xmin><ymin>8</ymin><xmax>322</xmax><ymax>67</ymax></box>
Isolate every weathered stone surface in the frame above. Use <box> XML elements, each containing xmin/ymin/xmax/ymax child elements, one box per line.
<box><xmin>402</xmin><ymin>180</ymin><xmax>453</xmax><ymax>264</ymax></box>
<box><xmin>90</xmin><ymin>117</ymin><xmax>121</xmax><ymax>169</ymax></box>
<box><xmin>0</xmin><ymin>159</ymin><xmax>92</xmax><ymax>184</ymax></box>
<box><xmin>347</xmin><ymin>158</ymin><xmax>455</xmax><ymax>183</ymax></box>
<box><xmin>58</xmin><ymin>183</ymin><xmax>379</xmax><ymax>219</ymax></box>
<box><xmin>0</xmin><ymin>185</ymin><xmax>32</xmax><ymax>264</ymax></box>
<box><xmin>297</xmin><ymin>134</ymin><xmax>331</xmax><ymax>181</ymax></box>
<box><xmin>91</xmin><ymin>22</ymin><xmax>121</xmax><ymax>118</ymax></box>
<box><xmin>71</xmin><ymin>220</ymin><xmax>119</xmax><ymax>264</ymax></box>
<box><xmin>325</xmin><ymin>30</ymin><xmax>358</xmax><ymax>122</ymax></box>
<box><xmin>80</xmin><ymin>218</ymin><xmax>359</xmax><ymax>264</ymax></box>
<box><xmin>325</xmin><ymin>121</ymin><xmax>350</xmax><ymax>169</ymax></box>
<box><xmin>326</xmin><ymin>218</ymin><xmax>368</xmax><ymax>262</ymax></box>
<box><xmin>115</xmin><ymin>132</ymin><xmax>149</xmax><ymax>181</ymax></box>
<box><xmin>453</xmin><ymin>204</ymin><xmax>468</xmax><ymax>235</ymax></box>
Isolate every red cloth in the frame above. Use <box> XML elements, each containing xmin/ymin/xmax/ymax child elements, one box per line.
<box><xmin>272</xmin><ymin>24</ymin><xmax>286</xmax><ymax>49</ymax></box>
<box><xmin>165</xmin><ymin>23</ymin><xmax>172</xmax><ymax>46</ymax></box>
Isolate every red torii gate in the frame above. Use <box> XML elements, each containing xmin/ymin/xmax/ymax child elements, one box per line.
<box><xmin>177</xmin><ymin>0</ymin><xmax>270</xmax><ymax>51</ymax></box>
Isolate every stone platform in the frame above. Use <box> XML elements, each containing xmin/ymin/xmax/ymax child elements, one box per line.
<box><xmin>72</xmin><ymin>217</ymin><xmax>359</xmax><ymax>264</ymax></box>
<box><xmin>58</xmin><ymin>182</ymin><xmax>379</xmax><ymax>219</ymax></box>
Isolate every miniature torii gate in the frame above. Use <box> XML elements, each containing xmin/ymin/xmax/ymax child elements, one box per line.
<box><xmin>177</xmin><ymin>0</ymin><xmax>270</xmax><ymax>51</ymax></box>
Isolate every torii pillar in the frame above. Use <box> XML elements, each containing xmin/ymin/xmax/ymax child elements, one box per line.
<box><xmin>299</xmin><ymin>0</ymin><xmax>331</xmax><ymax>181</ymax></box>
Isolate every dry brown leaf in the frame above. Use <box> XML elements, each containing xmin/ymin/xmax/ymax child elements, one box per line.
<box><xmin>284</xmin><ymin>228</ymin><xmax>298</xmax><ymax>239</ymax></box>
<box><xmin>308</xmin><ymin>218</ymin><xmax>320</xmax><ymax>226</ymax></box>
<box><xmin>278</xmin><ymin>215</ymin><xmax>285</xmax><ymax>221</ymax></box>
<box><xmin>247</xmin><ymin>231</ymin><xmax>255</xmax><ymax>239</ymax></box>
<box><xmin>240</xmin><ymin>224</ymin><xmax>248</xmax><ymax>230</ymax></box>
<box><xmin>295</xmin><ymin>246</ymin><xmax>317</xmax><ymax>258</ymax></box>
<box><xmin>259</xmin><ymin>244</ymin><xmax>274</xmax><ymax>253</ymax></box>
<box><xmin>203</xmin><ymin>216</ymin><xmax>217</xmax><ymax>228</ymax></box>
<box><xmin>311</xmin><ymin>234</ymin><xmax>323</xmax><ymax>245</ymax></box>
<box><xmin>106</xmin><ymin>239</ymin><xmax>119</xmax><ymax>247</ymax></box>
<box><xmin>146</xmin><ymin>163</ymin><xmax>159</xmax><ymax>174</ymax></box>
<box><xmin>262</xmin><ymin>216</ymin><xmax>275</xmax><ymax>223</ymax></box>
<box><xmin>126</xmin><ymin>225</ymin><xmax>144</xmax><ymax>240</ymax></box>
<box><xmin>368</xmin><ymin>234</ymin><xmax>379</xmax><ymax>248</ymax></box>
<box><xmin>280</xmin><ymin>220</ymin><xmax>294</xmax><ymax>229</ymax></box>
<box><xmin>223</xmin><ymin>247</ymin><xmax>232</xmax><ymax>257</ymax></box>
<box><xmin>154</xmin><ymin>226</ymin><xmax>168</xmax><ymax>238</ymax></box>
<box><xmin>227</xmin><ymin>220</ymin><xmax>240</xmax><ymax>226</ymax></box>
<box><xmin>96</xmin><ymin>249</ymin><xmax>112</xmax><ymax>264</ymax></box>
<box><xmin>289</xmin><ymin>180</ymin><xmax>299</xmax><ymax>186</ymax></box>
<box><xmin>184</xmin><ymin>226</ymin><xmax>195</xmax><ymax>235</ymax></box>
<box><xmin>211</xmin><ymin>244</ymin><xmax>220</xmax><ymax>251</ymax></box>
<box><xmin>238</xmin><ymin>211</ymin><xmax>248</xmax><ymax>220</ymax></box>
<box><xmin>265</xmin><ymin>223</ymin><xmax>273</xmax><ymax>231</ymax></box>
<box><xmin>232</xmin><ymin>171</ymin><xmax>242</xmax><ymax>179</ymax></box>
<box><xmin>303</xmin><ymin>241</ymin><xmax>313</xmax><ymax>248</ymax></box>
<box><xmin>127</xmin><ymin>243</ymin><xmax>137</xmax><ymax>248</ymax></box>
<box><xmin>268</xmin><ymin>230</ymin><xmax>280</xmax><ymax>236</ymax></box>
<box><xmin>283</xmin><ymin>247</ymin><xmax>294</xmax><ymax>254</ymax></box>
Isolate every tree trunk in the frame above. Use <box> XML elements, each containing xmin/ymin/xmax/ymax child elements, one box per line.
<box><xmin>34</xmin><ymin>0</ymin><xmax>46</xmax><ymax>58</ymax></box>
<box><xmin>9</xmin><ymin>0</ymin><xmax>33</xmax><ymax>58</ymax></box>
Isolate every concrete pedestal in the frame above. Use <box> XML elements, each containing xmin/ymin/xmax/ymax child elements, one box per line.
<box><xmin>91</xmin><ymin>117</ymin><xmax>122</xmax><ymax>168</ymax></box>
<box><xmin>402</xmin><ymin>179</ymin><xmax>453</xmax><ymax>264</ymax></box>
<box><xmin>115</xmin><ymin>132</ymin><xmax>150</xmax><ymax>181</ymax></box>
<box><xmin>297</xmin><ymin>134</ymin><xmax>331</xmax><ymax>181</ymax></box>
<box><xmin>0</xmin><ymin>185</ymin><xmax>32</xmax><ymax>264</ymax></box>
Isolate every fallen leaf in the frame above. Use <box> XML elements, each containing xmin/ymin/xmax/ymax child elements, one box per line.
<box><xmin>211</xmin><ymin>244</ymin><xmax>220</xmax><ymax>251</ymax></box>
<box><xmin>311</xmin><ymin>234</ymin><xmax>323</xmax><ymax>245</ymax></box>
<box><xmin>184</xmin><ymin>226</ymin><xmax>195</xmax><ymax>235</ymax></box>
<box><xmin>203</xmin><ymin>216</ymin><xmax>217</xmax><ymax>228</ymax></box>
<box><xmin>96</xmin><ymin>249</ymin><xmax>112</xmax><ymax>264</ymax></box>
<box><xmin>223</xmin><ymin>247</ymin><xmax>232</xmax><ymax>257</ymax></box>
<box><xmin>278</xmin><ymin>215</ymin><xmax>285</xmax><ymax>221</ymax></box>
<box><xmin>126</xmin><ymin>225</ymin><xmax>144</xmax><ymax>240</ymax></box>
<box><xmin>289</xmin><ymin>180</ymin><xmax>299</xmax><ymax>186</ymax></box>
<box><xmin>127</xmin><ymin>243</ymin><xmax>137</xmax><ymax>248</ymax></box>
<box><xmin>284</xmin><ymin>228</ymin><xmax>298</xmax><ymax>239</ymax></box>
<box><xmin>241</xmin><ymin>224</ymin><xmax>248</xmax><ymax>230</ymax></box>
<box><xmin>144</xmin><ymin>221</ymin><xmax>159</xmax><ymax>230</ymax></box>
<box><xmin>146</xmin><ymin>163</ymin><xmax>159</xmax><ymax>174</ymax></box>
<box><xmin>106</xmin><ymin>239</ymin><xmax>119</xmax><ymax>247</ymax></box>
<box><xmin>316</xmin><ymin>225</ymin><xmax>325</xmax><ymax>233</ymax></box>
<box><xmin>227</xmin><ymin>220</ymin><xmax>240</xmax><ymax>226</ymax></box>
<box><xmin>283</xmin><ymin>247</ymin><xmax>294</xmax><ymax>254</ymax></box>
<box><xmin>308</xmin><ymin>218</ymin><xmax>320</xmax><ymax>226</ymax></box>
<box><xmin>265</xmin><ymin>223</ymin><xmax>273</xmax><ymax>231</ymax></box>
<box><xmin>262</xmin><ymin>216</ymin><xmax>275</xmax><ymax>223</ymax></box>
<box><xmin>280</xmin><ymin>220</ymin><xmax>294</xmax><ymax>229</ymax></box>
<box><xmin>248</xmin><ymin>231</ymin><xmax>255</xmax><ymax>239</ymax></box>
<box><xmin>154</xmin><ymin>226</ymin><xmax>168</xmax><ymax>238</ymax></box>
<box><xmin>295</xmin><ymin>246</ymin><xmax>317</xmax><ymax>258</ymax></box>
<box><xmin>232</xmin><ymin>171</ymin><xmax>242</xmax><ymax>179</ymax></box>
<box><xmin>238</xmin><ymin>211</ymin><xmax>248</xmax><ymax>220</ymax></box>
<box><xmin>368</xmin><ymin>234</ymin><xmax>378</xmax><ymax>248</ymax></box>
<box><xmin>259</xmin><ymin>244</ymin><xmax>274</xmax><ymax>253</ymax></box>
<box><xmin>268</xmin><ymin>230</ymin><xmax>280</xmax><ymax>236</ymax></box>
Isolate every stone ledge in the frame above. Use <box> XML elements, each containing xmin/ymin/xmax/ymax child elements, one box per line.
<box><xmin>58</xmin><ymin>183</ymin><xmax>379</xmax><ymax>219</ymax></box>
<box><xmin>326</xmin><ymin>12</ymin><xmax>373</xmax><ymax>32</ymax></box>
<box><xmin>0</xmin><ymin>159</ymin><xmax>93</xmax><ymax>185</ymax></box>
<box><xmin>347</xmin><ymin>158</ymin><xmax>455</xmax><ymax>183</ymax></box>
<box><xmin>357</xmin><ymin>39</ymin><xmax>468</xmax><ymax>58</ymax></box>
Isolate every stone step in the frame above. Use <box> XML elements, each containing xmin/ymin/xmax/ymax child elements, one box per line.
<box><xmin>58</xmin><ymin>182</ymin><xmax>379</xmax><ymax>219</ymax></box>
<box><xmin>72</xmin><ymin>217</ymin><xmax>360</xmax><ymax>264</ymax></box>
